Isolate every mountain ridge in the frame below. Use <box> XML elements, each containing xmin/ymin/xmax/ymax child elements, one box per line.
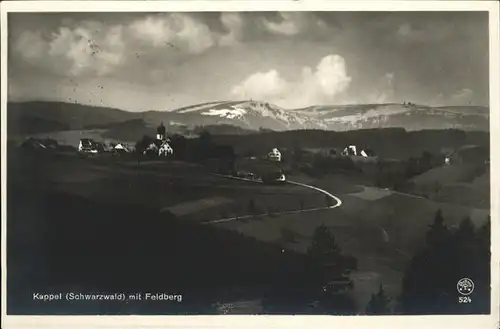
<box><xmin>7</xmin><ymin>100</ymin><xmax>490</xmax><ymax>136</ymax></box>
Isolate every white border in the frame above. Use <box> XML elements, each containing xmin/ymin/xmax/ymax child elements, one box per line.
<box><xmin>1</xmin><ymin>1</ymin><xmax>499</xmax><ymax>329</ymax></box>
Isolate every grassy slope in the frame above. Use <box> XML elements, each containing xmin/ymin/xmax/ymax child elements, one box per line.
<box><xmin>7</xmin><ymin>147</ymin><xmax>490</xmax><ymax>312</ymax></box>
<box><xmin>212</xmin><ymin>172</ymin><xmax>490</xmax><ymax>309</ymax></box>
<box><xmin>8</xmin><ymin>150</ymin><xmax>324</xmax><ymax>222</ymax></box>
<box><xmin>409</xmin><ymin>164</ymin><xmax>490</xmax><ymax>208</ymax></box>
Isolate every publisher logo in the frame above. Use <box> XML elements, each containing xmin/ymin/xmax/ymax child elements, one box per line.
<box><xmin>457</xmin><ymin>278</ymin><xmax>474</xmax><ymax>296</ymax></box>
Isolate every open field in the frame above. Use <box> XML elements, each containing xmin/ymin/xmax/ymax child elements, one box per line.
<box><xmin>8</xmin><ymin>149</ymin><xmax>326</xmax><ymax>223</ymax></box>
<box><xmin>7</xmin><ymin>147</ymin><xmax>490</xmax><ymax>313</ymax></box>
<box><xmin>211</xmin><ymin>172</ymin><xmax>490</xmax><ymax>309</ymax></box>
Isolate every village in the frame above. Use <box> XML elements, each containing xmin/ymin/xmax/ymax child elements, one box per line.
<box><xmin>18</xmin><ymin>121</ymin><xmax>490</xmax><ymax>190</ymax></box>
<box><xmin>19</xmin><ymin>122</ymin><xmax>391</xmax><ymax>184</ymax></box>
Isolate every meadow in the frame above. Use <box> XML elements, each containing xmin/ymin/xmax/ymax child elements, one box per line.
<box><xmin>6</xmin><ymin>144</ymin><xmax>490</xmax><ymax>314</ymax></box>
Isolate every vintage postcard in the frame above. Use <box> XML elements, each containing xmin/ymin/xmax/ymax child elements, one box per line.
<box><xmin>1</xmin><ymin>1</ymin><xmax>499</xmax><ymax>328</ymax></box>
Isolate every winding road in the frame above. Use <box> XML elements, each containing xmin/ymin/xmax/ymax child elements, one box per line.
<box><xmin>202</xmin><ymin>174</ymin><xmax>343</xmax><ymax>225</ymax></box>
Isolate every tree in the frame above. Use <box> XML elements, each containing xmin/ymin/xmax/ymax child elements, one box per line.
<box><xmin>169</xmin><ymin>134</ymin><xmax>188</xmax><ymax>160</ymax></box>
<box><xmin>454</xmin><ymin>216</ymin><xmax>476</xmax><ymax>245</ymax></box>
<box><xmin>366</xmin><ymin>284</ymin><xmax>392</xmax><ymax>315</ymax></box>
<box><xmin>306</xmin><ymin>224</ymin><xmax>358</xmax><ymax>314</ymax></box>
<box><xmin>397</xmin><ymin>211</ymin><xmax>490</xmax><ymax>314</ymax></box>
<box><xmin>474</xmin><ymin>217</ymin><xmax>491</xmax><ymax>312</ymax></box>
<box><xmin>135</xmin><ymin>135</ymin><xmax>154</xmax><ymax>155</ymax></box>
<box><xmin>425</xmin><ymin>210</ymin><xmax>450</xmax><ymax>249</ymax></box>
<box><xmin>199</xmin><ymin>131</ymin><xmax>212</xmax><ymax>147</ymax></box>
<box><xmin>307</xmin><ymin>224</ymin><xmax>341</xmax><ymax>264</ymax></box>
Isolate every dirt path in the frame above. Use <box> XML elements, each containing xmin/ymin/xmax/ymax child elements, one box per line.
<box><xmin>201</xmin><ymin>175</ymin><xmax>342</xmax><ymax>224</ymax></box>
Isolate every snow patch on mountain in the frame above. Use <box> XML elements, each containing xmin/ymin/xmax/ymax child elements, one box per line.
<box><xmin>176</xmin><ymin>102</ymin><xmax>228</xmax><ymax>114</ymax></box>
<box><xmin>202</xmin><ymin>107</ymin><xmax>247</xmax><ymax>119</ymax></box>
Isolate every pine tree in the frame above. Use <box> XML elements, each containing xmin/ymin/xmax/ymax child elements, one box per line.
<box><xmin>307</xmin><ymin>224</ymin><xmax>357</xmax><ymax>314</ymax></box>
<box><xmin>307</xmin><ymin>224</ymin><xmax>342</xmax><ymax>265</ymax></box>
<box><xmin>425</xmin><ymin>210</ymin><xmax>450</xmax><ymax>250</ymax></box>
<box><xmin>455</xmin><ymin>216</ymin><xmax>476</xmax><ymax>242</ymax></box>
<box><xmin>398</xmin><ymin>212</ymin><xmax>491</xmax><ymax>314</ymax></box>
<box><xmin>470</xmin><ymin>216</ymin><xmax>491</xmax><ymax>313</ymax></box>
<box><xmin>366</xmin><ymin>284</ymin><xmax>392</xmax><ymax>315</ymax></box>
<box><xmin>398</xmin><ymin>209</ymin><xmax>454</xmax><ymax>314</ymax></box>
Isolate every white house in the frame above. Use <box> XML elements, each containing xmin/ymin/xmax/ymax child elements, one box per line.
<box><xmin>144</xmin><ymin>142</ymin><xmax>159</xmax><ymax>155</ymax></box>
<box><xmin>359</xmin><ymin>149</ymin><xmax>376</xmax><ymax>157</ymax></box>
<box><xmin>342</xmin><ymin>145</ymin><xmax>358</xmax><ymax>156</ymax></box>
<box><xmin>114</xmin><ymin>143</ymin><xmax>130</xmax><ymax>152</ymax></box>
<box><xmin>78</xmin><ymin>138</ymin><xmax>98</xmax><ymax>153</ymax></box>
<box><xmin>342</xmin><ymin>145</ymin><xmax>376</xmax><ymax>158</ymax></box>
<box><xmin>268</xmin><ymin>148</ymin><xmax>282</xmax><ymax>162</ymax></box>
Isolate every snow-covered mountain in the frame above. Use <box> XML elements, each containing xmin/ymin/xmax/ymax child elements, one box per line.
<box><xmin>169</xmin><ymin>100</ymin><xmax>489</xmax><ymax>132</ymax></box>
<box><xmin>170</xmin><ymin>100</ymin><xmax>327</xmax><ymax>131</ymax></box>
<box><xmin>8</xmin><ymin>100</ymin><xmax>489</xmax><ymax>138</ymax></box>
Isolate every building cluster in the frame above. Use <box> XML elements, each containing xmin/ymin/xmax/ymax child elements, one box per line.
<box><xmin>142</xmin><ymin>123</ymin><xmax>174</xmax><ymax>156</ymax></box>
<box><xmin>403</xmin><ymin>101</ymin><xmax>417</xmax><ymax>108</ymax></box>
<box><xmin>77</xmin><ymin>123</ymin><xmax>174</xmax><ymax>157</ymax></box>
<box><xmin>341</xmin><ymin>145</ymin><xmax>376</xmax><ymax>158</ymax></box>
<box><xmin>78</xmin><ymin>138</ymin><xmax>132</xmax><ymax>154</ymax></box>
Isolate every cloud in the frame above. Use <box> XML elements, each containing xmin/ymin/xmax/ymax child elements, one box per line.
<box><xmin>450</xmin><ymin>88</ymin><xmax>474</xmax><ymax>105</ymax></box>
<box><xmin>231</xmin><ymin>69</ymin><xmax>289</xmax><ymax>100</ymax></box>
<box><xmin>13</xmin><ymin>30</ymin><xmax>48</xmax><ymax>63</ymax></box>
<box><xmin>262</xmin><ymin>13</ymin><xmax>301</xmax><ymax>36</ymax></box>
<box><xmin>11</xmin><ymin>13</ymin><xmax>249</xmax><ymax>79</ymax></box>
<box><xmin>396</xmin><ymin>22</ymin><xmax>455</xmax><ymax>43</ymax></box>
<box><xmin>231</xmin><ymin>54</ymin><xmax>352</xmax><ymax>108</ymax></box>
<box><xmin>11</xmin><ymin>13</ymin><xmax>334</xmax><ymax>80</ymax></box>
<box><xmin>219</xmin><ymin>12</ymin><xmax>244</xmax><ymax>46</ymax></box>
<box><xmin>14</xmin><ymin>21</ymin><xmax>127</xmax><ymax>77</ymax></box>
<box><xmin>128</xmin><ymin>14</ymin><xmax>216</xmax><ymax>54</ymax></box>
<box><xmin>260</xmin><ymin>12</ymin><xmax>332</xmax><ymax>38</ymax></box>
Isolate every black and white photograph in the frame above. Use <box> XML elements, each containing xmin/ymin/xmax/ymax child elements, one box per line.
<box><xmin>1</xmin><ymin>1</ymin><xmax>499</xmax><ymax>328</ymax></box>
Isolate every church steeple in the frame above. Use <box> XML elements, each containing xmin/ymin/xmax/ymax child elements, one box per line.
<box><xmin>157</xmin><ymin>122</ymin><xmax>166</xmax><ymax>140</ymax></box>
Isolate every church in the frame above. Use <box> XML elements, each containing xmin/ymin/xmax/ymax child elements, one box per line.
<box><xmin>144</xmin><ymin>123</ymin><xmax>174</xmax><ymax>156</ymax></box>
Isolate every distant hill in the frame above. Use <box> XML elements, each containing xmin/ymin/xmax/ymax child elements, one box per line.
<box><xmin>7</xmin><ymin>100</ymin><xmax>490</xmax><ymax>138</ymax></box>
<box><xmin>7</xmin><ymin>101</ymin><xmax>137</xmax><ymax>135</ymax></box>
<box><xmin>408</xmin><ymin>163</ymin><xmax>490</xmax><ymax>209</ymax></box>
<box><xmin>191</xmin><ymin>124</ymin><xmax>258</xmax><ymax>136</ymax></box>
<box><xmin>101</xmin><ymin>119</ymin><xmax>156</xmax><ymax>142</ymax></box>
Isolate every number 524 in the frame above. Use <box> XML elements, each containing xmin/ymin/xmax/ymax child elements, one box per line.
<box><xmin>459</xmin><ymin>297</ymin><xmax>472</xmax><ymax>303</ymax></box>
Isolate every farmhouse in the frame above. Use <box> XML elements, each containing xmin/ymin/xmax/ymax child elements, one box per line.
<box><xmin>78</xmin><ymin>138</ymin><xmax>98</xmax><ymax>153</ymax></box>
<box><xmin>341</xmin><ymin>145</ymin><xmax>376</xmax><ymax>158</ymax></box>
<box><xmin>342</xmin><ymin>145</ymin><xmax>357</xmax><ymax>156</ymax></box>
<box><xmin>359</xmin><ymin>148</ymin><xmax>376</xmax><ymax>157</ymax></box>
<box><xmin>268</xmin><ymin>148</ymin><xmax>282</xmax><ymax>162</ymax></box>
<box><xmin>114</xmin><ymin>143</ymin><xmax>131</xmax><ymax>153</ymax></box>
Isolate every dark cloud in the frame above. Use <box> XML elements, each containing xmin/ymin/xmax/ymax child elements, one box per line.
<box><xmin>8</xmin><ymin>11</ymin><xmax>489</xmax><ymax>110</ymax></box>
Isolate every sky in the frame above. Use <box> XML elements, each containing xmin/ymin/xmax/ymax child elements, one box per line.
<box><xmin>8</xmin><ymin>11</ymin><xmax>489</xmax><ymax>111</ymax></box>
